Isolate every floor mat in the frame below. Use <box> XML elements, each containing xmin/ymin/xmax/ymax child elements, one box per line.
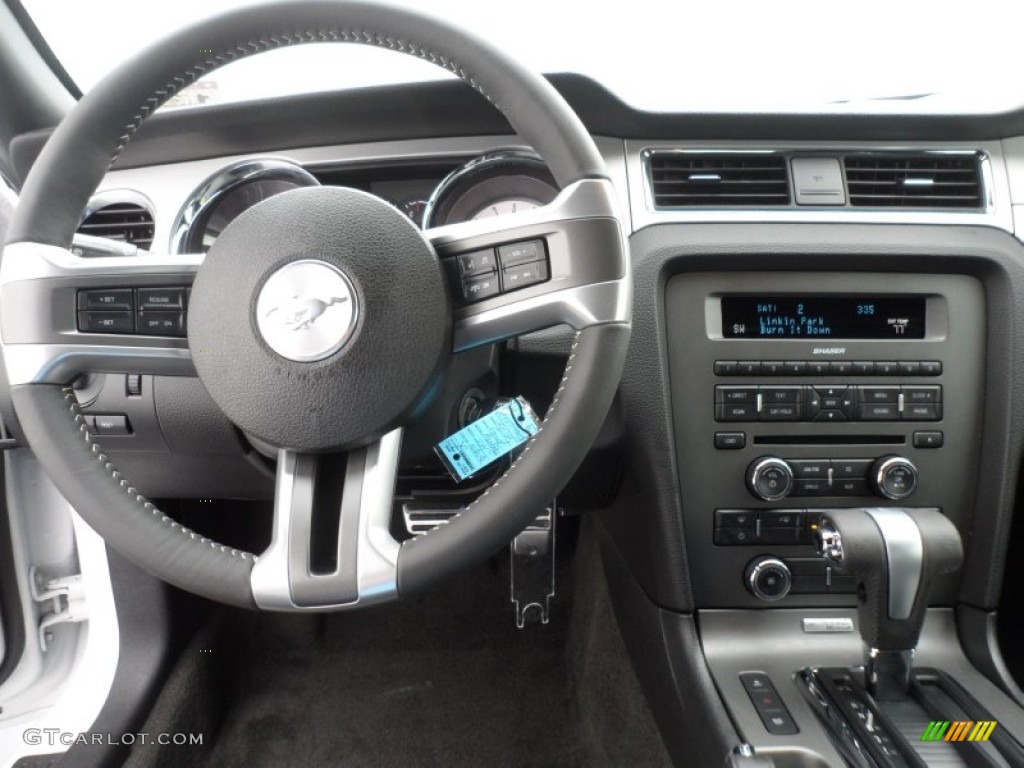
<box><xmin>209</xmin><ymin>561</ymin><xmax>579</xmax><ymax>768</ymax></box>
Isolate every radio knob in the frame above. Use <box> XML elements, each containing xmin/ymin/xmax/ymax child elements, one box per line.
<box><xmin>746</xmin><ymin>456</ymin><xmax>795</xmax><ymax>501</ymax></box>
<box><xmin>871</xmin><ymin>455</ymin><xmax>918</xmax><ymax>500</ymax></box>
<box><xmin>745</xmin><ymin>557</ymin><xmax>792</xmax><ymax>601</ymax></box>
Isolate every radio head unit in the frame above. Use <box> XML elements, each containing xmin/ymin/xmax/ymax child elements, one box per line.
<box><xmin>720</xmin><ymin>295</ymin><xmax>927</xmax><ymax>339</ymax></box>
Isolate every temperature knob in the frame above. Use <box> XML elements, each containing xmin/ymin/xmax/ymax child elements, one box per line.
<box><xmin>745</xmin><ymin>557</ymin><xmax>792</xmax><ymax>601</ymax></box>
<box><xmin>746</xmin><ymin>456</ymin><xmax>795</xmax><ymax>501</ymax></box>
<box><xmin>871</xmin><ymin>455</ymin><xmax>918</xmax><ymax>500</ymax></box>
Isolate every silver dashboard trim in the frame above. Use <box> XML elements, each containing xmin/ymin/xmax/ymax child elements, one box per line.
<box><xmin>865</xmin><ymin>507</ymin><xmax>924</xmax><ymax>621</ymax></box>
<box><xmin>250</xmin><ymin>428</ymin><xmax>402</xmax><ymax>611</ymax></box>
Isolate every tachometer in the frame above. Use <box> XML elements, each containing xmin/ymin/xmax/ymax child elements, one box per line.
<box><xmin>171</xmin><ymin>158</ymin><xmax>319</xmax><ymax>253</ymax></box>
<box><xmin>422</xmin><ymin>150</ymin><xmax>557</xmax><ymax>228</ymax></box>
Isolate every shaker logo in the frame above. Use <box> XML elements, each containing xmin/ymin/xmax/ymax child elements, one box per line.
<box><xmin>265</xmin><ymin>295</ymin><xmax>349</xmax><ymax>331</ymax></box>
<box><xmin>812</xmin><ymin>347</ymin><xmax>846</xmax><ymax>355</ymax></box>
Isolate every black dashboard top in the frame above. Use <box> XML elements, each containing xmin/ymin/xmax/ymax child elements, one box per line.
<box><xmin>11</xmin><ymin>73</ymin><xmax>1024</xmax><ymax>183</ymax></box>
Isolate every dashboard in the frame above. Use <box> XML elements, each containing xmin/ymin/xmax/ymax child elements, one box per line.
<box><xmin>12</xmin><ymin>75</ymin><xmax>1024</xmax><ymax>765</ymax></box>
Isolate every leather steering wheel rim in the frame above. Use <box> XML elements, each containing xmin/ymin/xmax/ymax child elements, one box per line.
<box><xmin>2</xmin><ymin>0</ymin><xmax>631</xmax><ymax>609</ymax></box>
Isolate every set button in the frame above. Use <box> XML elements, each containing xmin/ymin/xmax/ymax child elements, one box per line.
<box><xmin>77</xmin><ymin>287</ymin><xmax>188</xmax><ymax>338</ymax></box>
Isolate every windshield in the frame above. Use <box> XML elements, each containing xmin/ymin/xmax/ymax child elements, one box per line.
<box><xmin>20</xmin><ymin>0</ymin><xmax>1024</xmax><ymax>114</ymax></box>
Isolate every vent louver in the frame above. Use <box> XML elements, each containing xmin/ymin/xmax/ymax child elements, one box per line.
<box><xmin>77</xmin><ymin>202</ymin><xmax>154</xmax><ymax>249</ymax></box>
<box><xmin>648</xmin><ymin>153</ymin><xmax>790</xmax><ymax>207</ymax></box>
<box><xmin>844</xmin><ymin>154</ymin><xmax>983</xmax><ymax>209</ymax></box>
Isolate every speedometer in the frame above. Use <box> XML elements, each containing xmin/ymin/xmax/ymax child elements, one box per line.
<box><xmin>422</xmin><ymin>150</ymin><xmax>557</xmax><ymax>228</ymax></box>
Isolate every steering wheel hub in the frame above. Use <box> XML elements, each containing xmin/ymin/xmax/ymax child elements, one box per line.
<box><xmin>255</xmin><ymin>259</ymin><xmax>358</xmax><ymax>363</ymax></box>
<box><xmin>187</xmin><ymin>185</ymin><xmax>451</xmax><ymax>452</ymax></box>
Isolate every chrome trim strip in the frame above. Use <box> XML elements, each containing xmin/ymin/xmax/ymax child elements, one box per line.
<box><xmin>865</xmin><ymin>507</ymin><xmax>924</xmax><ymax>621</ymax></box>
<box><xmin>169</xmin><ymin>157</ymin><xmax>319</xmax><ymax>254</ymax></box>
<box><xmin>3</xmin><ymin>345</ymin><xmax>194</xmax><ymax>385</ymax></box>
<box><xmin>250</xmin><ymin>429</ymin><xmax>402</xmax><ymax>611</ymax></box>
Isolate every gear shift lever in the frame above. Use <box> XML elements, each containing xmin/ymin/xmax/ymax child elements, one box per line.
<box><xmin>817</xmin><ymin>507</ymin><xmax>962</xmax><ymax>700</ymax></box>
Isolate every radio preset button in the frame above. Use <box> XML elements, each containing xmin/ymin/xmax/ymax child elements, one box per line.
<box><xmin>784</xmin><ymin>361</ymin><xmax>808</xmax><ymax>375</ymax></box>
<box><xmin>875</xmin><ymin>361</ymin><xmax>900</xmax><ymax>375</ymax></box>
<box><xmin>921</xmin><ymin>361</ymin><xmax>943</xmax><ymax>376</ymax></box>
<box><xmin>852</xmin><ymin>361</ymin><xmax>875</xmax><ymax>375</ymax></box>
<box><xmin>899</xmin><ymin>361</ymin><xmax>922</xmax><ymax>375</ymax></box>
<box><xmin>829</xmin><ymin>361</ymin><xmax>853</xmax><ymax>375</ymax></box>
<box><xmin>737</xmin><ymin>361</ymin><xmax>762</xmax><ymax>375</ymax></box>
<box><xmin>808</xmin><ymin>361</ymin><xmax>830</xmax><ymax>375</ymax></box>
<box><xmin>714</xmin><ymin>360</ymin><xmax>739</xmax><ymax>376</ymax></box>
<box><xmin>762</xmin><ymin>361</ymin><xmax>785</xmax><ymax>375</ymax></box>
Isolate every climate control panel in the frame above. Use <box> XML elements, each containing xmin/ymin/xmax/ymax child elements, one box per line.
<box><xmin>745</xmin><ymin>455</ymin><xmax>918</xmax><ymax>501</ymax></box>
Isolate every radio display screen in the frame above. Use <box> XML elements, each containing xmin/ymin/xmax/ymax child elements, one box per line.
<box><xmin>721</xmin><ymin>296</ymin><xmax>927</xmax><ymax>339</ymax></box>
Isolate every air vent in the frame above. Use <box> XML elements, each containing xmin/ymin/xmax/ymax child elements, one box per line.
<box><xmin>77</xmin><ymin>201</ymin><xmax>154</xmax><ymax>249</ymax></box>
<box><xmin>844</xmin><ymin>154</ymin><xmax>983</xmax><ymax>209</ymax></box>
<box><xmin>648</xmin><ymin>153</ymin><xmax>790</xmax><ymax>207</ymax></box>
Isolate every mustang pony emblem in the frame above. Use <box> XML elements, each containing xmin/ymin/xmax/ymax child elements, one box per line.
<box><xmin>265</xmin><ymin>295</ymin><xmax>349</xmax><ymax>331</ymax></box>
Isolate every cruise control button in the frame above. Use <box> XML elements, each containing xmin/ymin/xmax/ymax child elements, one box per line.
<box><xmin>502</xmin><ymin>260</ymin><xmax>549</xmax><ymax>291</ymax></box>
<box><xmin>716</xmin><ymin>403</ymin><xmax>758</xmax><ymax>422</ymax></box>
<box><xmin>78</xmin><ymin>288</ymin><xmax>134</xmax><ymax>311</ymax></box>
<box><xmin>78</xmin><ymin>311</ymin><xmax>134</xmax><ymax>333</ymax></box>
<box><xmin>137</xmin><ymin>311</ymin><xmax>185</xmax><ymax>337</ymax></box>
<box><xmin>913</xmin><ymin>431</ymin><xmax>944</xmax><ymax>448</ymax></box>
<box><xmin>903</xmin><ymin>403</ymin><xmax>942</xmax><ymax>421</ymax></box>
<box><xmin>137</xmin><ymin>286</ymin><xmax>185</xmax><ymax>310</ymax></box>
<box><xmin>456</xmin><ymin>249</ymin><xmax>498</xmax><ymax>277</ymax></box>
<box><xmin>716</xmin><ymin>386</ymin><xmax>757</xmax><ymax>404</ymax></box>
<box><xmin>497</xmin><ymin>239</ymin><xmax>546</xmax><ymax>268</ymax></box>
<box><xmin>714</xmin><ymin>432</ymin><xmax>746</xmax><ymax>449</ymax></box>
<box><xmin>461</xmin><ymin>274</ymin><xmax>500</xmax><ymax>303</ymax></box>
<box><xmin>858</xmin><ymin>403</ymin><xmax>900</xmax><ymax>420</ymax></box>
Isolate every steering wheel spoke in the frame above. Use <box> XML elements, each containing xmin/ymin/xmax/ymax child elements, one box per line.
<box><xmin>0</xmin><ymin>239</ymin><xmax>201</xmax><ymax>384</ymax></box>
<box><xmin>250</xmin><ymin>429</ymin><xmax>403</xmax><ymax>611</ymax></box>
<box><xmin>427</xmin><ymin>179</ymin><xmax>630</xmax><ymax>350</ymax></box>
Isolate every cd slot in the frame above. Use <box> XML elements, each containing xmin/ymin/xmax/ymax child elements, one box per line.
<box><xmin>754</xmin><ymin>435</ymin><xmax>905</xmax><ymax>446</ymax></box>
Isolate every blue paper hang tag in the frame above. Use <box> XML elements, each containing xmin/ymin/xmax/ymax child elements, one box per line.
<box><xmin>435</xmin><ymin>396</ymin><xmax>541</xmax><ymax>482</ymax></box>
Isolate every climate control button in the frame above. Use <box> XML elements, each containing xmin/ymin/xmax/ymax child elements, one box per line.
<box><xmin>745</xmin><ymin>557</ymin><xmax>792</xmax><ymax>601</ymax></box>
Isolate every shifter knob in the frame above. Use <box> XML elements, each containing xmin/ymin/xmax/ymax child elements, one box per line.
<box><xmin>817</xmin><ymin>507</ymin><xmax>962</xmax><ymax>699</ymax></box>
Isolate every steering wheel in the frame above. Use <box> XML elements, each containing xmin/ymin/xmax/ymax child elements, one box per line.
<box><xmin>0</xmin><ymin>1</ymin><xmax>630</xmax><ymax>611</ymax></box>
